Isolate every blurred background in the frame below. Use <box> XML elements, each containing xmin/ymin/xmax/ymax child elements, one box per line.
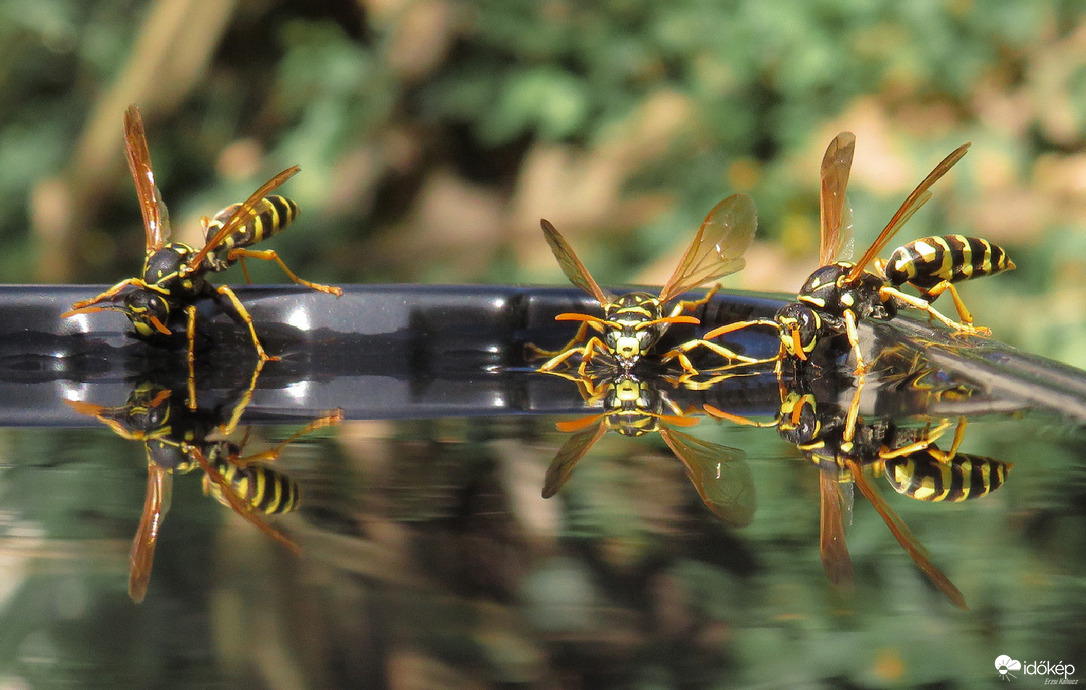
<box><xmin>1</xmin><ymin>1</ymin><xmax>1085</xmax><ymax>688</ymax></box>
<box><xmin>5</xmin><ymin>0</ymin><xmax>1085</xmax><ymax>366</ymax></box>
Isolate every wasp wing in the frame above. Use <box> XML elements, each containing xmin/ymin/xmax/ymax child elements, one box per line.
<box><xmin>659</xmin><ymin>427</ymin><xmax>755</xmax><ymax>527</ymax></box>
<box><xmin>186</xmin><ymin>165</ymin><xmax>301</xmax><ymax>271</ymax></box>
<box><xmin>539</xmin><ymin>219</ymin><xmax>612</xmax><ymax>306</ymax></box>
<box><xmin>129</xmin><ymin>461</ymin><xmax>172</xmax><ymax>603</ymax></box>
<box><xmin>658</xmin><ymin>193</ymin><xmax>756</xmax><ymax>304</ymax></box>
<box><xmin>190</xmin><ymin>445</ymin><xmax>300</xmax><ymax>555</ymax></box>
<box><xmin>819</xmin><ymin>132</ymin><xmax>856</xmax><ymax>266</ymax></box>
<box><xmin>542</xmin><ymin>421</ymin><xmax>606</xmax><ymax>499</ymax></box>
<box><xmin>846</xmin><ymin>142</ymin><xmax>970</xmax><ymax>283</ymax></box>
<box><xmin>819</xmin><ymin>468</ymin><xmax>854</xmax><ymax>587</ymax></box>
<box><xmin>123</xmin><ymin>105</ymin><xmax>171</xmax><ymax>253</ymax></box>
<box><xmin>848</xmin><ymin>460</ymin><xmax>967</xmax><ymax>609</ymax></box>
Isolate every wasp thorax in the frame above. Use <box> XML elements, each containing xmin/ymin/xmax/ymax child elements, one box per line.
<box><xmin>797</xmin><ymin>261</ymin><xmax>893</xmax><ymax>321</ymax></box>
<box><xmin>797</xmin><ymin>263</ymin><xmax>853</xmax><ymax>312</ymax></box>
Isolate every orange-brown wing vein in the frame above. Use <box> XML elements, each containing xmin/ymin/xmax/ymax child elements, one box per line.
<box><xmin>123</xmin><ymin>105</ymin><xmax>171</xmax><ymax>252</ymax></box>
<box><xmin>542</xmin><ymin>422</ymin><xmax>606</xmax><ymax>498</ymax></box>
<box><xmin>659</xmin><ymin>427</ymin><xmax>755</xmax><ymax>527</ymax></box>
<box><xmin>658</xmin><ymin>193</ymin><xmax>756</xmax><ymax>304</ymax></box>
<box><xmin>129</xmin><ymin>461</ymin><xmax>171</xmax><ymax>603</ymax></box>
<box><xmin>846</xmin><ymin>143</ymin><xmax>970</xmax><ymax>283</ymax></box>
<box><xmin>186</xmin><ymin>166</ymin><xmax>300</xmax><ymax>271</ymax></box>
<box><xmin>539</xmin><ymin>219</ymin><xmax>612</xmax><ymax>306</ymax></box>
<box><xmin>819</xmin><ymin>132</ymin><xmax>856</xmax><ymax>266</ymax></box>
<box><xmin>849</xmin><ymin>460</ymin><xmax>967</xmax><ymax>609</ymax></box>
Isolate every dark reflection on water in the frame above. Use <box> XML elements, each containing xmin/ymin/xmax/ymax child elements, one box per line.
<box><xmin>3</xmin><ymin>415</ymin><xmax>1084</xmax><ymax>685</ymax></box>
<box><xmin>1</xmin><ymin>289</ymin><xmax>1085</xmax><ymax>687</ymax></box>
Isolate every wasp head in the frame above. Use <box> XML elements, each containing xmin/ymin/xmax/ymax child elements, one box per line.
<box><xmin>122</xmin><ymin>288</ymin><xmax>173</xmax><ymax>338</ymax></box>
<box><xmin>774</xmin><ymin>302</ymin><xmax>822</xmax><ymax>360</ymax></box>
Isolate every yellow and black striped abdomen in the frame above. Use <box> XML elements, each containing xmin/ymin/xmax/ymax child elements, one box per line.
<box><xmin>201</xmin><ymin>195</ymin><xmax>300</xmax><ymax>271</ymax></box>
<box><xmin>207</xmin><ymin>461</ymin><xmax>301</xmax><ymax>514</ymax></box>
<box><xmin>883</xmin><ymin>452</ymin><xmax>1010</xmax><ymax>502</ymax></box>
<box><xmin>885</xmin><ymin>235</ymin><xmax>1014</xmax><ymax>293</ymax></box>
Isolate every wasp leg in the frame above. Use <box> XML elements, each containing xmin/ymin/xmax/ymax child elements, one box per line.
<box><xmin>537</xmin><ymin>335</ymin><xmax>607</xmax><ymax>373</ymax></box>
<box><xmin>233</xmin><ymin>409</ymin><xmax>343</xmax><ymax>467</ymax></box>
<box><xmin>185</xmin><ymin>304</ymin><xmax>199</xmax><ymax>410</ymax></box>
<box><xmin>843</xmin><ymin>373</ymin><xmax>864</xmax><ymax>444</ymax></box>
<box><xmin>879</xmin><ymin>286</ymin><xmax>991</xmax><ymax>337</ymax></box>
<box><xmin>217</xmin><ymin>358</ymin><xmax>267</xmax><ymax>436</ymax></box>
<box><xmin>574</xmin><ymin>337</ymin><xmax>614</xmax><ymax>378</ymax></box>
<box><xmin>876</xmin><ymin>419</ymin><xmax>955</xmax><ymax>462</ymax></box>
<box><xmin>917</xmin><ymin>280</ymin><xmax>976</xmax><ymax>327</ymax></box>
<box><xmin>214</xmin><ymin>284</ymin><xmax>280</xmax><ymax>363</ymax></box>
<box><xmin>662</xmin><ymin>319</ymin><xmax>778</xmax><ymax>374</ymax></box>
<box><xmin>902</xmin><ymin>417</ymin><xmax>965</xmax><ymax>464</ymax></box>
<box><xmin>668</xmin><ymin>284</ymin><xmax>720</xmax><ymax>318</ymax></box>
<box><xmin>227</xmin><ymin>248</ymin><xmax>344</xmax><ymax>297</ymax></box>
<box><xmin>525</xmin><ymin>321</ymin><xmax>592</xmax><ymax>360</ymax></box>
<box><xmin>703</xmin><ymin>403</ymin><xmax>777</xmax><ymax>427</ymax></box>
<box><xmin>843</xmin><ymin>309</ymin><xmax>866</xmax><ymax>375</ymax></box>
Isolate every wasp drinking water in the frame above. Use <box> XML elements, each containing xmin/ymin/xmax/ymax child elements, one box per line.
<box><xmin>703</xmin><ymin>133</ymin><xmax>1014</xmax><ymax>373</ymax></box>
<box><xmin>532</xmin><ymin>193</ymin><xmax>763</xmax><ymax>374</ymax></box>
<box><xmin>63</xmin><ymin>105</ymin><xmax>342</xmax><ymax>365</ymax></box>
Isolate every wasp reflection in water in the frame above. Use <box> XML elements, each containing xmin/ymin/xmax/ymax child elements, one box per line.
<box><xmin>65</xmin><ymin>363</ymin><xmax>341</xmax><ymax>602</ymax></box>
<box><xmin>704</xmin><ymin>348</ymin><xmax>1012</xmax><ymax>610</ymax></box>
<box><xmin>541</xmin><ymin>368</ymin><xmax>756</xmax><ymax>527</ymax></box>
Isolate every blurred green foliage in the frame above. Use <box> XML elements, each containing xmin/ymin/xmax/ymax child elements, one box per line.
<box><xmin>0</xmin><ymin>0</ymin><xmax>1081</xmax><ymax>361</ymax></box>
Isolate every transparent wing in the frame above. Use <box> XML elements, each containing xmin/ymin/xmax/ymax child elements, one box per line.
<box><xmin>124</xmin><ymin>105</ymin><xmax>171</xmax><ymax>252</ymax></box>
<box><xmin>659</xmin><ymin>427</ymin><xmax>755</xmax><ymax>527</ymax></box>
<box><xmin>186</xmin><ymin>165</ymin><xmax>301</xmax><ymax>271</ymax></box>
<box><xmin>658</xmin><ymin>193</ymin><xmax>757</xmax><ymax>304</ymax></box>
<box><xmin>819</xmin><ymin>132</ymin><xmax>856</xmax><ymax>266</ymax></box>
<box><xmin>129</xmin><ymin>461</ymin><xmax>171</xmax><ymax>603</ymax></box>
<box><xmin>848</xmin><ymin>460</ymin><xmax>968</xmax><ymax>609</ymax></box>
<box><xmin>190</xmin><ymin>445</ymin><xmax>300</xmax><ymax>554</ymax></box>
<box><xmin>846</xmin><ymin>142</ymin><xmax>970</xmax><ymax>283</ymax></box>
<box><xmin>539</xmin><ymin>219</ymin><xmax>612</xmax><ymax>306</ymax></box>
<box><xmin>819</xmin><ymin>468</ymin><xmax>854</xmax><ymax>587</ymax></box>
<box><xmin>542</xmin><ymin>421</ymin><xmax>606</xmax><ymax>499</ymax></box>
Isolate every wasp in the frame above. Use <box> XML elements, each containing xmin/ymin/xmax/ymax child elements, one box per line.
<box><xmin>532</xmin><ymin>193</ymin><xmax>764</xmax><ymax>374</ymax></box>
<box><xmin>63</xmin><ymin>105</ymin><xmax>342</xmax><ymax>367</ymax></box>
<box><xmin>542</xmin><ymin>369</ymin><xmax>755</xmax><ymax>526</ymax></box>
<box><xmin>707</xmin><ymin>133</ymin><xmax>1014</xmax><ymax>374</ymax></box>
<box><xmin>876</xmin><ymin>417</ymin><xmax>1011</xmax><ymax>502</ymax></box>
<box><xmin>66</xmin><ymin>364</ymin><xmax>340</xmax><ymax>603</ymax></box>
<box><xmin>705</xmin><ymin>366</ymin><xmax>1010</xmax><ymax>610</ymax></box>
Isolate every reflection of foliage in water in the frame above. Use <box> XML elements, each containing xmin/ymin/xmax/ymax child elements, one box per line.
<box><xmin>0</xmin><ymin>410</ymin><xmax>1082</xmax><ymax>685</ymax></box>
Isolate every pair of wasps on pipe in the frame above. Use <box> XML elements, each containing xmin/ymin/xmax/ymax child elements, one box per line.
<box><xmin>537</xmin><ymin>132</ymin><xmax>1014</xmax><ymax>378</ymax></box>
<box><xmin>63</xmin><ymin>105</ymin><xmax>341</xmax><ymax>369</ymax></box>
